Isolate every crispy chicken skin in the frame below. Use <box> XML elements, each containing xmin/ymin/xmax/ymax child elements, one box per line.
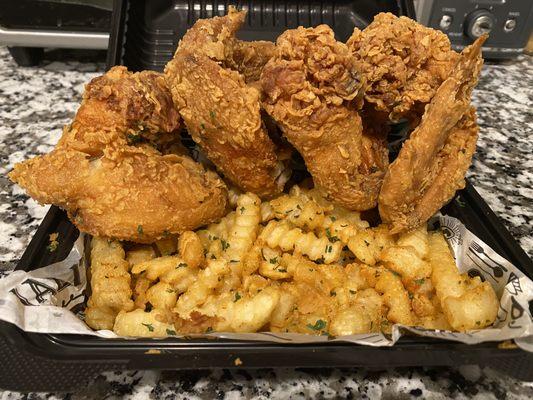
<box><xmin>347</xmin><ymin>12</ymin><xmax>459</xmax><ymax>122</ymax></box>
<box><xmin>227</xmin><ymin>39</ymin><xmax>276</xmax><ymax>83</ymax></box>
<box><xmin>10</xmin><ymin>145</ymin><xmax>227</xmax><ymax>243</ymax></box>
<box><xmin>261</xmin><ymin>25</ymin><xmax>385</xmax><ymax>211</ymax></box>
<box><xmin>58</xmin><ymin>66</ymin><xmax>181</xmax><ymax>155</ymax></box>
<box><xmin>10</xmin><ymin>66</ymin><xmax>228</xmax><ymax>242</ymax></box>
<box><xmin>165</xmin><ymin>8</ymin><xmax>286</xmax><ymax>198</ymax></box>
<box><xmin>378</xmin><ymin>36</ymin><xmax>486</xmax><ymax>233</ymax></box>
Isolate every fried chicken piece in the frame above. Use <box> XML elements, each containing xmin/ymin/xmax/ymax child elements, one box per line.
<box><xmin>378</xmin><ymin>36</ymin><xmax>486</xmax><ymax>233</ymax></box>
<box><xmin>9</xmin><ymin>144</ymin><xmax>228</xmax><ymax>243</ymax></box>
<box><xmin>227</xmin><ymin>39</ymin><xmax>276</xmax><ymax>83</ymax></box>
<box><xmin>58</xmin><ymin>66</ymin><xmax>181</xmax><ymax>155</ymax></box>
<box><xmin>261</xmin><ymin>25</ymin><xmax>385</xmax><ymax>211</ymax></box>
<box><xmin>347</xmin><ymin>12</ymin><xmax>459</xmax><ymax>122</ymax></box>
<box><xmin>165</xmin><ymin>8</ymin><xmax>287</xmax><ymax>198</ymax></box>
<box><xmin>10</xmin><ymin>66</ymin><xmax>228</xmax><ymax>242</ymax></box>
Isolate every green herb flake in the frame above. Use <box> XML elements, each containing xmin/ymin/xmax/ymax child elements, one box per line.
<box><xmin>166</xmin><ymin>288</ymin><xmax>175</xmax><ymax>293</ymax></box>
<box><xmin>137</xmin><ymin>225</ymin><xmax>144</xmax><ymax>235</ymax></box>
<box><xmin>234</xmin><ymin>292</ymin><xmax>242</xmax><ymax>302</ymax></box>
<box><xmin>391</xmin><ymin>270</ymin><xmax>402</xmax><ymax>278</ymax></box>
<box><xmin>209</xmin><ymin>110</ymin><xmax>216</xmax><ymax>120</ymax></box>
<box><xmin>325</xmin><ymin>228</ymin><xmax>340</xmax><ymax>243</ymax></box>
<box><xmin>142</xmin><ymin>323</ymin><xmax>154</xmax><ymax>332</ymax></box>
<box><xmin>269</xmin><ymin>257</ymin><xmax>278</xmax><ymax>264</ymax></box>
<box><xmin>276</xmin><ymin>268</ymin><xmax>287</xmax><ymax>273</ymax></box>
<box><xmin>127</xmin><ymin>133</ymin><xmax>142</xmax><ymax>144</ymax></box>
<box><xmin>307</xmin><ymin>319</ymin><xmax>327</xmax><ymax>331</ymax></box>
<box><xmin>415</xmin><ymin>278</ymin><xmax>426</xmax><ymax>285</ymax></box>
<box><xmin>408</xmin><ymin>293</ymin><xmax>414</xmax><ymax>300</ymax></box>
<box><xmin>476</xmin><ymin>320</ymin><xmax>481</xmax><ymax>326</ymax></box>
<box><xmin>210</xmin><ymin>254</ymin><xmax>217</xmax><ymax>259</ymax></box>
<box><xmin>221</xmin><ymin>239</ymin><xmax>230</xmax><ymax>251</ymax></box>
<box><xmin>330</xmin><ymin>290</ymin><xmax>336</xmax><ymax>297</ymax></box>
<box><xmin>240</xmin><ymin>206</ymin><xmax>245</xmax><ymax>214</ymax></box>
<box><xmin>166</xmin><ymin>328</ymin><xmax>176</xmax><ymax>336</ymax></box>
<box><xmin>177</xmin><ymin>262</ymin><xmax>188</xmax><ymax>269</ymax></box>
<box><xmin>330</xmin><ymin>216</ymin><xmax>337</xmax><ymax>222</ymax></box>
<box><xmin>200</xmin><ymin>123</ymin><xmax>206</xmax><ymax>130</ymax></box>
<box><xmin>349</xmin><ymin>290</ymin><xmax>356</xmax><ymax>294</ymax></box>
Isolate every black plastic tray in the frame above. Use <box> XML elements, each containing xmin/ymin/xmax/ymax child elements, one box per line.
<box><xmin>2</xmin><ymin>0</ymin><xmax>533</xmax><ymax>393</ymax></box>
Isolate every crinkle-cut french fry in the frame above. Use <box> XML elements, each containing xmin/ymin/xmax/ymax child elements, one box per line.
<box><xmin>160</xmin><ymin>263</ymin><xmax>197</xmax><ymax>294</ymax></box>
<box><xmin>225</xmin><ymin>193</ymin><xmax>261</xmax><ymax>262</ymax></box>
<box><xmin>126</xmin><ymin>245</ymin><xmax>156</xmax><ymax>268</ymax></box>
<box><xmin>113</xmin><ymin>309</ymin><xmax>175</xmax><ymax>337</ymax></box>
<box><xmin>173</xmin><ymin>259</ymin><xmax>230</xmax><ymax>318</ymax></box>
<box><xmin>428</xmin><ymin>232</ymin><xmax>498</xmax><ymax>331</ymax></box>
<box><xmin>362</xmin><ymin>265</ymin><xmax>415</xmax><ymax>325</ymax></box>
<box><xmin>197</xmin><ymin>211</ymin><xmax>237</xmax><ymax>259</ymax></box>
<box><xmin>178</xmin><ymin>231</ymin><xmax>204</xmax><ymax>268</ymax></box>
<box><xmin>396</xmin><ymin>225</ymin><xmax>429</xmax><ymax>258</ymax></box>
<box><xmin>85</xmin><ymin>238</ymin><xmax>134</xmax><ymax>330</ymax></box>
<box><xmin>380</xmin><ymin>245</ymin><xmax>431</xmax><ymax>284</ymax></box>
<box><xmin>269</xmin><ymin>194</ymin><xmax>327</xmax><ymax>231</ymax></box>
<box><xmin>199</xmin><ymin>286</ymin><xmax>281</xmax><ymax>333</ymax></box>
<box><xmin>347</xmin><ymin>225</ymin><xmax>394</xmax><ymax>265</ymax></box>
<box><xmin>260</xmin><ymin>201</ymin><xmax>275</xmax><ymax>222</ymax></box>
<box><xmin>131</xmin><ymin>255</ymin><xmax>184</xmax><ymax>281</ymax></box>
<box><xmin>259</xmin><ymin>220</ymin><xmax>342</xmax><ymax>264</ymax></box>
<box><xmin>258</xmin><ymin>247</ymin><xmax>289</xmax><ymax>280</ymax></box>
<box><xmin>330</xmin><ymin>305</ymin><xmax>373</xmax><ymax>336</ymax></box>
<box><xmin>154</xmin><ymin>236</ymin><xmax>178</xmax><ymax>256</ymax></box>
<box><xmin>146</xmin><ymin>281</ymin><xmax>178</xmax><ymax>310</ymax></box>
<box><xmin>133</xmin><ymin>274</ymin><xmax>151</xmax><ymax>309</ymax></box>
<box><xmin>84</xmin><ymin>306</ymin><xmax>116</xmax><ymax>331</ymax></box>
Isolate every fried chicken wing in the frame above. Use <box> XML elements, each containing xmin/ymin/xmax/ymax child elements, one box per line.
<box><xmin>165</xmin><ymin>8</ymin><xmax>287</xmax><ymax>198</ymax></box>
<box><xmin>10</xmin><ymin>66</ymin><xmax>228</xmax><ymax>242</ymax></box>
<box><xmin>227</xmin><ymin>39</ymin><xmax>276</xmax><ymax>83</ymax></box>
<box><xmin>10</xmin><ymin>145</ymin><xmax>227</xmax><ymax>243</ymax></box>
<box><xmin>261</xmin><ymin>25</ymin><xmax>385</xmax><ymax>211</ymax></box>
<box><xmin>58</xmin><ymin>66</ymin><xmax>181</xmax><ymax>155</ymax></box>
<box><xmin>347</xmin><ymin>12</ymin><xmax>459</xmax><ymax>122</ymax></box>
<box><xmin>378</xmin><ymin>36</ymin><xmax>486</xmax><ymax>233</ymax></box>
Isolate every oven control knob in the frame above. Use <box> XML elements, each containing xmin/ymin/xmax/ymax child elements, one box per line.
<box><xmin>465</xmin><ymin>10</ymin><xmax>495</xmax><ymax>39</ymax></box>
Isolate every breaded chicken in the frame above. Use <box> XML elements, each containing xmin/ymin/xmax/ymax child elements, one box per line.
<box><xmin>165</xmin><ymin>8</ymin><xmax>287</xmax><ymax>198</ymax></box>
<box><xmin>9</xmin><ymin>144</ymin><xmax>228</xmax><ymax>243</ymax></box>
<box><xmin>10</xmin><ymin>66</ymin><xmax>228</xmax><ymax>242</ymax></box>
<box><xmin>261</xmin><ymin>25</ymin><xmax>385</xmax><ymax>211</ymax></box>
<box><xmin>378</xmin><ymin>36</ymin><xmax>486</xmax><ymax>233</ymax></box>
<box><xmin>227</xmin><ymin>39</ymin><xmax>276</xmax><ymax>83</ymax></box>
<box><xmin>347</xmin><ymin>12</ymin><xmax>459</xmax><ymax>122</ymax></box>
<box><xmin>58</xmin><ymin>66</ymin><xmax>181</xmax><ymax>155</ymax></box>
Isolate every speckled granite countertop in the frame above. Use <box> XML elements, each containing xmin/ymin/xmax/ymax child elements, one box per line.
<box><xmin>0</xmin><ymin>46</ymin><xmax>532</xmax><ymax>399</ymax></box>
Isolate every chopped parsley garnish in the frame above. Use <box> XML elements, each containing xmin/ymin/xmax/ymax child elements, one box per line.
<box><xmin>307</xmin><ymin>319</ymin><xmax>326</xmax><ymax>331</ymax></box>
<box><xmin>330</xmin><ymin>216</ymin><xmax>337</xmax><ymax>222</ymax></box>
<box><xmin>166</xmin><ymin>288</ymin><xmax>175</xmax><ymax>293</ymax></box>
<box><xmin>127</xmin><ymin>133</ymin><xmax>142</xmax><ymax>144</ymax></box>
<box><xmin>142</xmin><ymin>323</ymin><xmax>154</xmax><ymax>332</ymax></box>
<box><xmin>415</xmin><ymin>278</ymin><xmax>426</xmax><ymax>285</ymax></box>
<box><xmin>177</xmin><ymin>262</ymin><xmax>188</xmax><ymax>269</ymax></box>
<box><xmin>47</xmin><ymin>232</ymin><xmax>59</xmax><ymax>252</ymax></box>
<box><xmin>200</xmin><ymin>123</ymin><xmax>205</xmax><ymax>130</ymax></box>
<box><xmin>240</xmin><ymin>206</ymin><xmax>245</xmax><ymax>214</ymax></box>
<box><xmin>325</xmin><ymin>228</ymin><xmax>340</xmax><ymax>243</ymax></box>
<box><xmin>209</xmin><ymin>110</ymin><xmax>216</xmax><ymax>120</ymax></box>
<box><xmin>221</xmin><ymin>239</ymin><xmax>230</xmax><ymax>251</ymax></box>
<box><xmin>391</xmin><ymin>270</ymin><xmax>402</xmax><ymax>278</ymax></box>
<box><xmin>276</xmin><ymin>268</ymin><xmax>287</xmax><ymax>273</ymax></box>
<box><xmin>166</xmin><ymin>328</ymin><xmax>176</xmax><ymax>335</ymax></box>
<box><xmin>325</xmin><ymin>244</ymin><xmax>333</xmax><ymax>253</ymax></box>
<box><xmin>330</xmin><ymin>290</ymin><xmax>336</xmax><ymax>297</ymax></box>
<box><xmin>269</xmin><ymin>257</ymin><xmax>278</xmax><ymax>264</ymax></box>
<box><xmin>137</xmin><ymin>225</ymin><xmax>144</xmax><ymax>235</ymax></box>
<box><xmin>234</xmin><ymin>292</ymin><xmax>242</xmax><ymax>302</ymax></box>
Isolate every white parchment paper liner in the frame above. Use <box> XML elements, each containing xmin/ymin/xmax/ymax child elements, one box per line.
<box><xmin>1</xmin><ymin>215</ymin><xmax>532</xmax><ymax>348</ymax></box>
